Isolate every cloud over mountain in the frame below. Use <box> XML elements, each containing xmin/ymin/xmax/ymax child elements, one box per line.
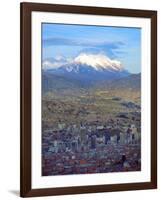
<box><xmin>43</xmin><ymin>37</ymin><xmax>124</xmax><ymax>49</ymax></box>
<box><xmin>43</xmin><ymin>37</ymin><xmax>125</xmax><ymax>58</ymax></box>
<box><xmin>42</xmin><ymin>56</ymin><xmax>72</xmax><ymax>70</ymax></box>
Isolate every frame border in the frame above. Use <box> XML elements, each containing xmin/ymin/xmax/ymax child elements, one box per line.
<box><xmin>20</xmin><ymin>2</ymin><xmax>157</xmax><ymax>197</ymax></box>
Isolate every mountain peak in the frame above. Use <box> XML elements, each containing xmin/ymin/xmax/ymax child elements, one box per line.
<box><xmin>43</xmin><ymin>53</ymin><xmax>124</xmax><ymax>72</ymax></box>
<box><xmin>74</xmin><ymin>53</ymin><xmax>123</xmax><ymax>72</ymax></box>
<box><xmin>42</xmin><ymin>53</ymin><xmax>129</xmax><ymax>83</ymax></box>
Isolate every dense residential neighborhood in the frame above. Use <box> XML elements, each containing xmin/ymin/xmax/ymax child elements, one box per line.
<box><xmin>42</xmin><ymin>114</ymin><xmax>141</xmax><ymax>176</ymax></box>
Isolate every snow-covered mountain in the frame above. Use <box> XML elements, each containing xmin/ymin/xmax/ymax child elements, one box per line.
<box><xmin>43</xmin><ymin>53</ymin><xmax>130</xmax><ymax>84</ymax></box>
<box><xmin>74</xmin><ymin>53</ymin><xmax>123</xmax><ymax>72</ymax></box>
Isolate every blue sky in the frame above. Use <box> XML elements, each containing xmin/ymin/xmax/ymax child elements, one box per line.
<box><xmin>42</xmin><ymin>23</ymin><xmax>141</xmax><ymax>73</ymax></box>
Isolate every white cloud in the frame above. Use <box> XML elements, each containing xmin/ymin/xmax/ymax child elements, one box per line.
<box><xmin>42</xmin><ymin>60</ymin><xmax>62</xmax><ymax>70</ymax></box>
<box><xmin>42</xmin><ymin>56</ymin><xmax>68</xmax><ymax>70</ymax></box>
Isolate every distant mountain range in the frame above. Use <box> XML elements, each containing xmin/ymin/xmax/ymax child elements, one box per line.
<box><xmin>42</xmin><ymin>70</ymin><xmax>140</xmax><ymax>94</ymax></box>
<box><xmin>42</xmin><ymin>72</ymin><xmax>84</xmax><ymax>92</ymax></box>
<box><xmin>95</xmin><ymin>73</ymin><xmax>141</xmax><ymax>91</ymax></box>
<box><xmin>42</xmin><ymin>53</ymin><xmax>140</xmax><ymax>93</ymax></box>
<box><xmin>45</xmin><ymin>64</ymin><xmax>129</xmax><ymax>87</ymax></box>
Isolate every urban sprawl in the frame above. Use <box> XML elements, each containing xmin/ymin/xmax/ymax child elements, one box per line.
<box><xmin>42</xmin><ymin>113</ymin><xmax>141</xmax><ymax>176</ymax></box>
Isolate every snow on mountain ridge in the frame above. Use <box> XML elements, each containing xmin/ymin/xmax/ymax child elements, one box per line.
<box><xmin>43</xmin><ymin>53</ymin><xmax>123</xmax><ymax>72</ymax></box>
<box><xmin>74</xmin><ymin>53</ymin><xmax>123</xmax><ymax>71</ymax></box>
